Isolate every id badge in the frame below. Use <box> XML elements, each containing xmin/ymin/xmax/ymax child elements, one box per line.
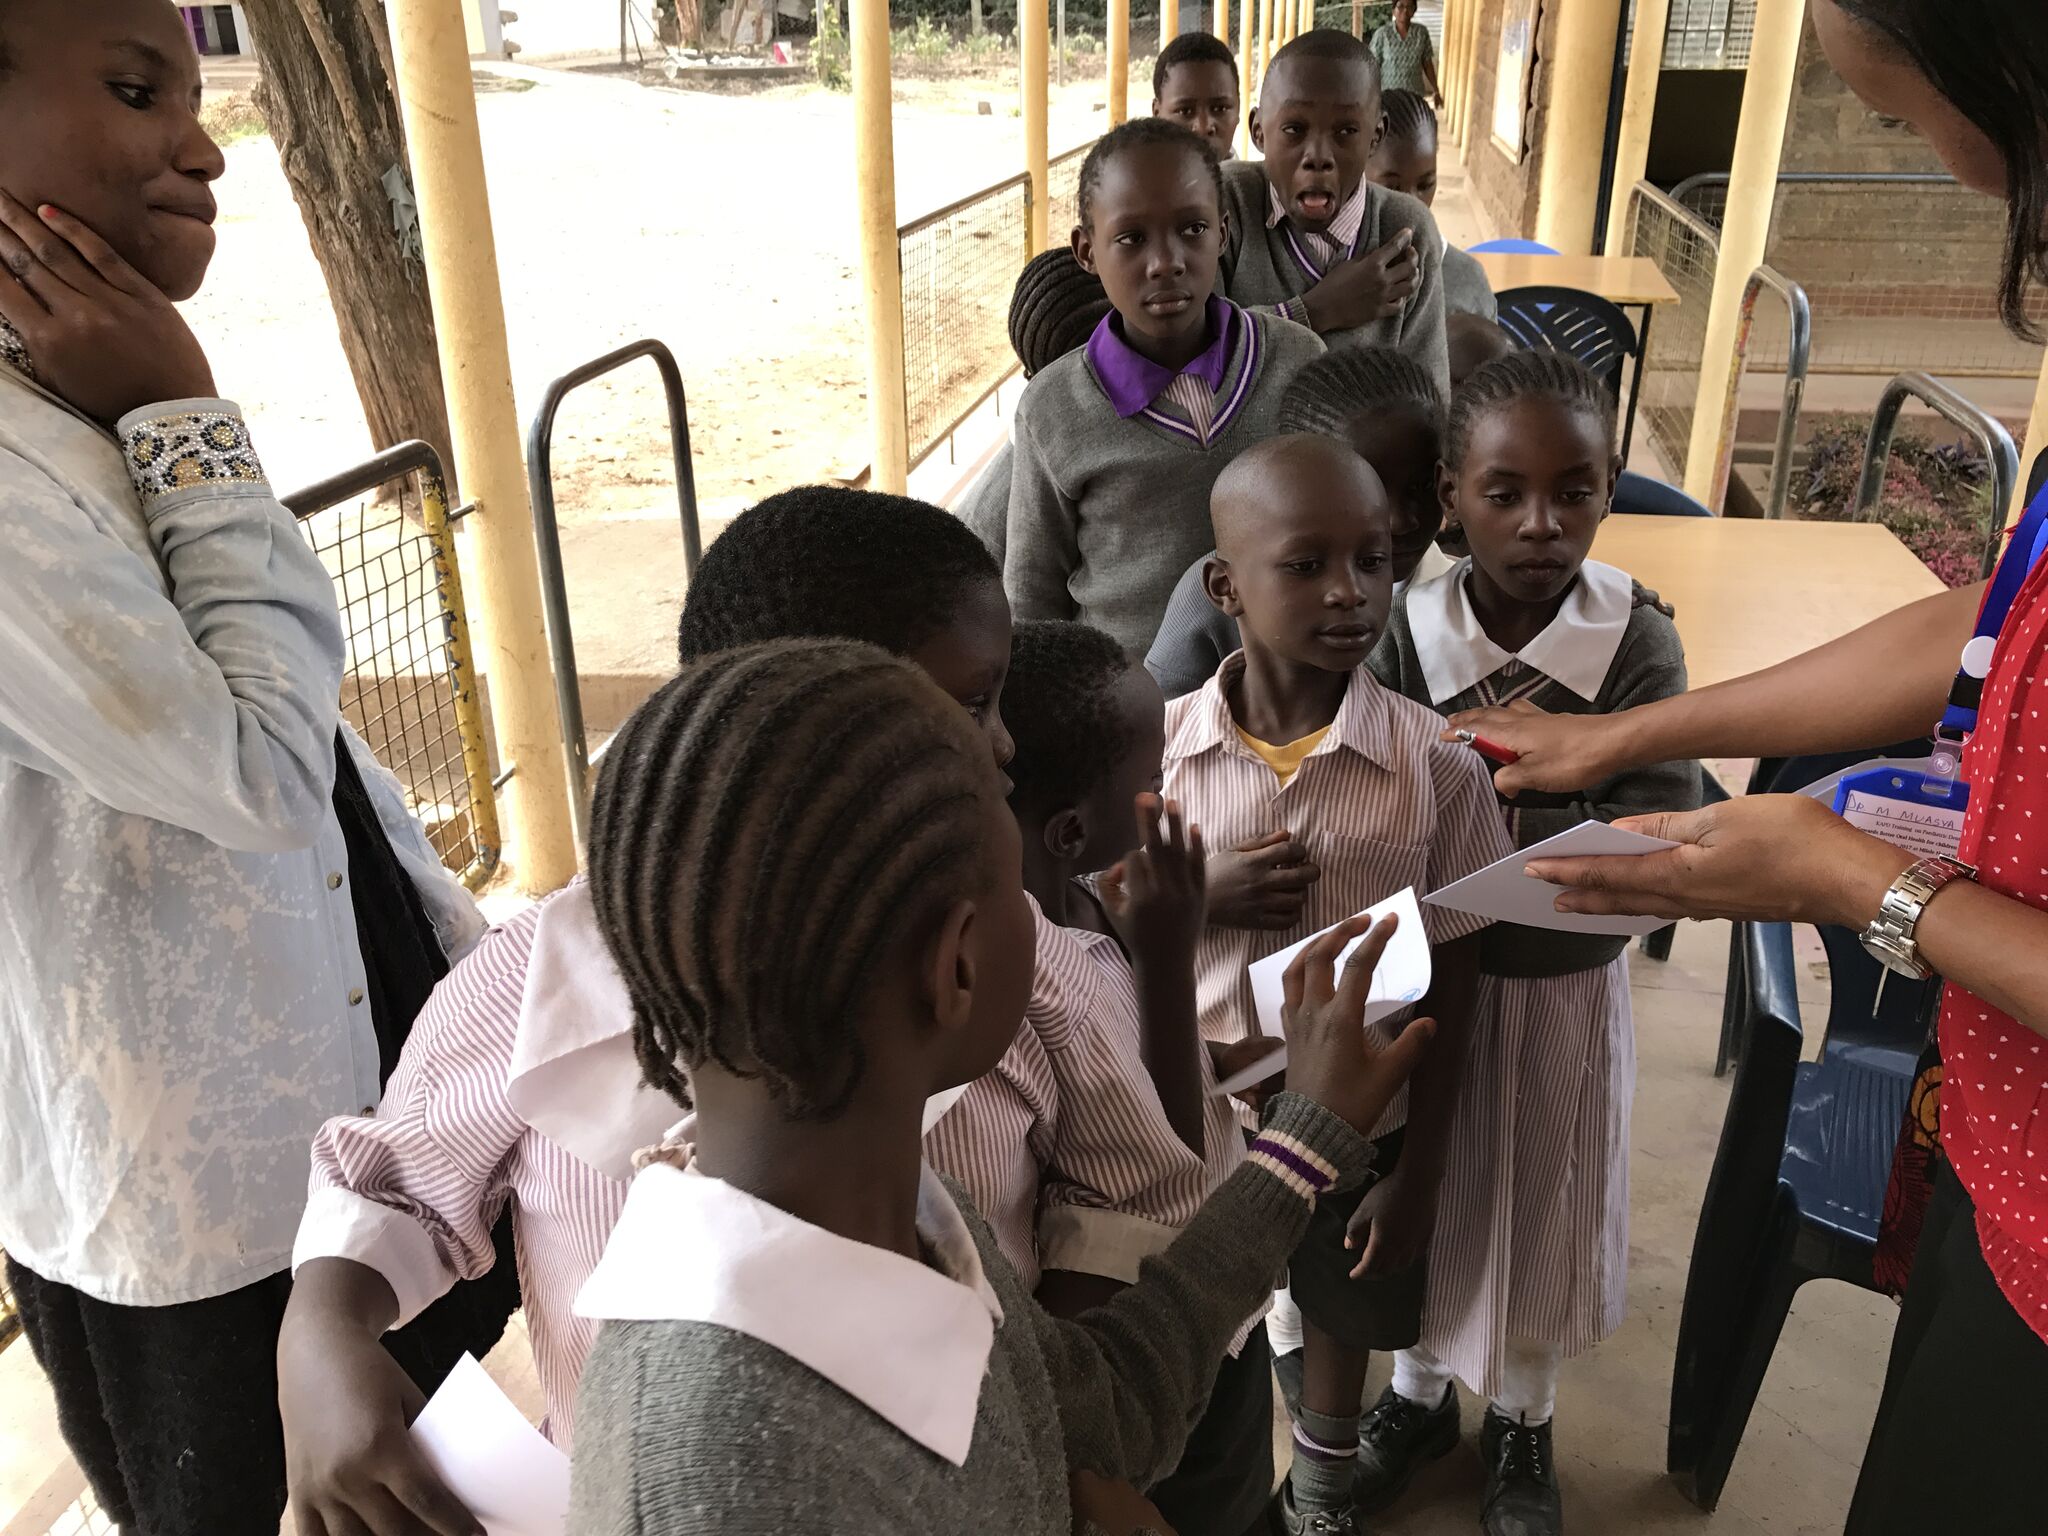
<box><xmin>1830</xmin><ymin>763</ymin><xmax>1969</xmax><ymax>862</ymax></box>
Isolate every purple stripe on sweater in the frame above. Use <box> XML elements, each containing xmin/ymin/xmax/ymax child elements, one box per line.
<box><xmin>1250</xmin><ymin>1134</ymin><xmax>1334</xmax><ymax>1192</ymax></box>
<box><xmin>1206</xmin><ymin>307</ymin><xmax>1261</xmax><ymax>441</ymax></box>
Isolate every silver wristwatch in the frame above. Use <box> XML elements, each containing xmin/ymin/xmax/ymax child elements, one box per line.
<box><xmin>1859</xmin><ymin>856</ymin><xmax>1976</xmax><ymax>979</ymax></box>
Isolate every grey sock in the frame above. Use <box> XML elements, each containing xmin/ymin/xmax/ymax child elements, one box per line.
<box><xmin>1288</xmin><ymin>1403</ymin><xmax>1359</xmax><ymax>1512</ymax></box>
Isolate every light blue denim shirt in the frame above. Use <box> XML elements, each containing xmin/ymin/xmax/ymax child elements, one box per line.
<box><xmin>0</xmin><ymin>334</ymin><xmax>481</xmax><ymax>1305</ymax></box>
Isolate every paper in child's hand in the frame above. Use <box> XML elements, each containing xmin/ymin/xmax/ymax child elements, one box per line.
<box><xmin>1422</xmin><ymin>821</ymin><xmax>1677</xmax><ymax>937</ymax></box>
<box><xmin>1211</xmin><ymin>888</ymin><xmax>1432</xmax><ymax>1098</ymax></box>
<box><xmin>409</xmin><ymin>1355</ymin><xmax>569</xmax><ymax>1536</ymax></box>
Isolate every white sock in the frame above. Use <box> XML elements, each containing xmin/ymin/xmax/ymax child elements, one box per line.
<box><xmin>1390</xmin><ymin>1344</ymin><xmax>1454</xmax><ymax>1409</ymax></box>
<box><xmin>1266</xmin><ymin>1283</ymin><xmax>1304</xmax><ymax>1355</ymax></box>
<box><xmin>1492</xmin><ymin>1337</ymin><xmax>1564</xmax><ymax>1426</ymax></box>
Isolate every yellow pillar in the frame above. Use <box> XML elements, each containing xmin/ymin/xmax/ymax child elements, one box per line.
<box><xmin>1530</xmin><ymin>0</ymin><xmax>1624</xmax><ymax>253</ymax></box>
<box><xmin>1022</xmin><ymin>0</ymin><xmax>1050</xmax><ymax>253</ymax></box>
<box><xmin>1160</xmin><ymin>0</ymin><xmax>1178</xmax><ymax>48</ymax></box>
<box><xmin>2014</xmin><ymin>365</ymin><xmax>2048</xmax><ymax>524</ymax></box>
<box><xmin>1442</xmin><ymin>0</ymin><xmax>1464</xmax><ymax>136</ymax></box>
<box><xmin>1236</xmin><ymin>0</ymin><xmax>1255</xmax><ymax>150</ymax></box>
<box><xmin>389</xmin><ymin>0</ymin><xmax>575</xmax><ymax>893</ymax></box>
<box><xmin>1683</xmin><ymin>0</ymin><xmax>1805</xmax><ymax>502</ymax></box>
<box><xmin>1453</xmin><ymin>0</ymin><xmax>1482</xmax><ymax>148</ymax></box>
<box><xmin>1216</xmin><ymin>0</ymin><xmax>1229</xmax><ymax>54</ymax></box>
<box><xmin>1604</xmin><ymin>0</ymin><xmax>1669</xmax><ymax>253</ymax></box>
<box><xmin>1108</xmin><ymin>0</ymin><xmax>1129</xmax><ymax>121</ymax></box>
<box><xmin>850</xmin><ymin>0</ymin><xmax>909</xmax><ymax>494</ymax></box>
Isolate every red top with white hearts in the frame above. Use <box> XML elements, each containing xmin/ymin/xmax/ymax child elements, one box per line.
<box><xmin>1939</xmin><ymin>549</ymin><xmax>2048</xmax><ymax>1342</ymax></box>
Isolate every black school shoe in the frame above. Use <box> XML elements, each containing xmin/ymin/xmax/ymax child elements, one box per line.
<box><xmin>1271</xmin><ymin>1484</ymin><xmax>1364</xmax><ymax>1535</ymax></box>
<box><xmin>1352</xmin><ymin>1382</ymin><xmax>1461</xmax><ymax>1512</ymax></box>
<box><xmin>1479</xmin><ymin>1407</ymin><xmax>1562</xmax><ymax>1536</ymax></box>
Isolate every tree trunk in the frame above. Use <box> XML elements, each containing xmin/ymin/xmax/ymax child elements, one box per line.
<box><xmin>237</xmin><ymin>0</ymin><xmax>456</xmax><ymax>492</ymax></box>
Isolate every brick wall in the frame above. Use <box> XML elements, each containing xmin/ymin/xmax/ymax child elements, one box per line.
<box><xmin>1459</xmin><ymin>0</ymin><xmax>1548</xmax><ymax>238</ymax></box>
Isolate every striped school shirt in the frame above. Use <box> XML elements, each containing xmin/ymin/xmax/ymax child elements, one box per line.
<box><xmin>1163</xmin><ymin>654</ymin><xmax>1513</xmax><ymax>1138</ymax></box>
<box><xmin>925</xmin><ymin>892</ymin><xmax>1248</xmax><ymax>1298</ymax></box>
<box><xmin>298</xmin><ymin>895</ymin><xmax>626</xmax><ymax>1447</ymax></box>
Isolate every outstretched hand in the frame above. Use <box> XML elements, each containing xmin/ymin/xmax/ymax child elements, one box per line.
<box><xmin>1441</xmin><ymin>699</ymin><xmax>1635</xmax><ymax>799</ymax></box>
<box><xmin>1100</xmin><ymin>794</ymin><xmax>1207</xmax><ymax>970</ymax></box>
<box><xmin>1279</xmin><ymin>912</ymin><xmax>1436</xmax><ymax>1138</ymax></box>
<box><xmin>0</xmin><ymin>193</ymin><xmax>215</xmax><ymax>421</ymax></box>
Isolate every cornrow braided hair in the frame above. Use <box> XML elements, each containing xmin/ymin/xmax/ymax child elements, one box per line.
<box><xmin>1379</xmin><ymin>88</ymin><xmax>1437</xmax><ymax>148</ymax></box>
<box><xmin>1003</xmin><ymin>620</ymin><xmax>1137</xmax><ymax>813</ymax></box>
<box><xmin>1153</xmin><ymin>30</ymin><xmax>1237</xmax><ymax>99</ymax></box>
<box><xmin>675</xmin><ymin>485</ymin><xmax>999</xmax><ymax>663</ymax></box>
<box><xmin>588</xmin><ymin>638</ymin><xmax>997</xmax><ymax>1121</ymax></box>
<box><xmin>1009</xmin><ymin>249</ymin><xmax>1112</xmax><ymax>378</ymax></box>
<box><xmin>1077</xmin><ymin>117</ymin><xmax>1223</xmax><ymax>231</ymax></box>
<box><xmin>1276</xmin><ymin>344</ymin><xmax>1444</xmax><ymax>441</ymax></box>
<box><xmin>1446</xmin><ymin>348</ymin><xmax>1616</xmax><ymax>469</ymax></box>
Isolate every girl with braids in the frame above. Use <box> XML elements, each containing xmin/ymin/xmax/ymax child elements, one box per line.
<box><xmin>1003</xmin><ymin>117</ymin><xmax>1323</xmax><ymax>655</ymax></box>
<box><xmin>1366</xmin><ymin>89</ymin><xmax>1497</xmax><ymax>321</ymax></box>
<box><xmin>1357</xmin><ymin>351</ymin><xmax>1699</xmax><ymax>1536</ymax></box>
<box><xmin>956</xmin><ymin>248</ymin><xmax>1111</xmax><ymax>563</ymax></box>
<box><xmin>1147</xmin><ymin>345</ymin><xmax>1455</xmax><ymax>707</ymax></box>
<box><xmin>568</xmin><ymin>636</ymin><xmax>1438</xmax><ymax>1536</ymax></box>
<box><xmin>281</xmin><ymin>487</ymin><xmax>1224</xmax><ymax>1536</ymax></box>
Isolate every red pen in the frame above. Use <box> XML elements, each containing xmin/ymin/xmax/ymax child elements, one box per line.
<box><xmin>1452</xmin><ymin>728</ymin><xmax>1521</xmax><ymax>766</ymax></box>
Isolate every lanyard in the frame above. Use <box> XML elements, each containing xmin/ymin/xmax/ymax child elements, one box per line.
<box><xmin>1929</xmin><ymin>482</ymin><xmax>2048</xmax><ymax>780</ymax></box>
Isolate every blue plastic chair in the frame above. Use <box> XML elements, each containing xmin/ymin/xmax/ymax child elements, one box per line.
<box><xmin>1614</xmin><ymin>469</ymin><xmax>1712</xmax><ymax>518</ymax></box>
<box><xmin>1494</xmin><ymin>285</ymin><xmax>1646</xmax><ymax>460</ymax></box>
<box><xmin>1667</xmin><ymin>760</ymin><xmax>1937</xmax><ymax>1512</ymax></box>
<box><xmin>1470</xmin><ymin>238</ymin><xmax>1561</xmax><ymax>255</ymax></box>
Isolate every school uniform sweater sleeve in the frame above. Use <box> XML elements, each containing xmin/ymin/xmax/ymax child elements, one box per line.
<box><xmin>1381</xmin><ymin>188</ymin><xmax>1452</xmax><ymax>402</ymax></box>
<box><xmin>0</xmin><ymin>399</ymin><xmax>343</xmax><ymax>850</ymax></box>
<box><xmin>1002</xmin><ymin>383</ymin><xmax>1084</xmax><ymax>624</ymax></box>
<box><xmin>957</xmin><ymin>438</ymin><xmax>1015</xmax><ymax>568</ymax></box>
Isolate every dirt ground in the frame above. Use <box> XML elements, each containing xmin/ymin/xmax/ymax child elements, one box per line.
<box><xmin>185</xmin><ymin>57</ymin><xmax>1143</xmax><ymax>685</ymax></box>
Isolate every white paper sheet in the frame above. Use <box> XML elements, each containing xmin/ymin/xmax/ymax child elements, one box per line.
<box><xmin>1212</xmin><ymin>888</ymin><xmax>1431</xmax><ymax>1098</ymax></box>
<box><xmin>1841</xmin><ymin>789</ymin><xmax>1966</xmax><ymax>860</ymax></box>
<box><xmin>409</xmin><ymin>1355</ymin><xmax>570</xmax><ymax>1536</ymax></box>
<box><xmin>1422</xmin><ymin>821</ymin><xmax>1679</xmax><ymax>937</ymax></box>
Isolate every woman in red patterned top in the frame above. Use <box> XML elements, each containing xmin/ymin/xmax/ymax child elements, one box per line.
<box><xmin>1442</xmin><ymin>4</ymin><xmax>2048</xmax><ymax>1532</ymax></box>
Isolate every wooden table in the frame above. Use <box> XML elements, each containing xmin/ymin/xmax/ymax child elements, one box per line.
<box><xmin>1595</xmin><ymin>514</ymin><xmax>1945</xmax><ymax>690</ymax></box>
<box><xmin>1470</xmin><ymin>253</ymin><xmax>1682</xmax><ymax>308</ymax></box>
<box><xmin>1471</xmin><ymin>253</ymin><xmax>1683</xmax><ymax>466</ymax></box>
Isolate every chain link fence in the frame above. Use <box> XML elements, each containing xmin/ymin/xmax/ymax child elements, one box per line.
<box><xmin>900</xmin><ymin>173</ymin><xmax>1033</xmax><ymax>468</ymax></box>
<box><xmin>1623</xmin><ymin>183</ymin><xmax>1721</xmax><ymax>486</ymax></box>
<box><xmin>284</xmin><ymin>444</ymin><xmax>503</xmax><ymax>891</ymax></box>
<box><xmin>1672</xmin><ymin>173</ymin><xmax>2048</xmax><ymax>380</ymax></box>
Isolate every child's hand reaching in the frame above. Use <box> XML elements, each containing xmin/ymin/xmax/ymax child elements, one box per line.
<box><xmin>1301</xmin><ymin>228</ymin><xmax>1421</xmax><ymax>333</ymax></box>
<box><xmin>1070</xmin><ymin>1470</ymin><xmax>1178</xmax><ymax>1535</ymax></box>
<box><xmin>1205</xmin><ymin>830</ymin><xmax>1320</xmax><ymax>929</ymax></box>
<box><xmin>1099</xmin><ymin>794</ymin><xmax>1207</xmax><ymax>970</ymax></box>
<box><xmin>1279</xmin><ymin>912</ymin><xmax>1436</xmax><ymax>1138</ymax></box>
<box><xmin>1344</xmin><ymin>1155</ymin><xmax>1438</xmax><ymax>1278</ymax></box>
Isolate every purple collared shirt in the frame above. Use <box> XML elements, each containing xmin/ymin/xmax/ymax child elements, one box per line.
<box><xmin>1086</xmin><ymin>297</ymin><xmax>1237</xmax><ymax>420</ymax></box>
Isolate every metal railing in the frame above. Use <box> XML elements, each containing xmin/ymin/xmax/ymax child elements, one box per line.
<box><xmin>527</xmin><ymin>339</ymin><xmax>704</xmax><ymax>845</ymax></box>
<box><xmin>284</xmin><ymin>442</ymin><xmax>502</xmax><ymax>890</ymax></box>
<box><xmin>1670</xmin><ymin>172</ymin><xmax>2048</xmax><ymax>380</ymax></box>
<box><xmin>896</xmin><ymin>140</ymin><xmax>1098</xmax><ymax>471</ymax></box>
<box><xmin>899</xmin><ymin>172</ymin><xmax>1033</xmax><ymax>470</ymax></box>
<box><xmin>1623</xmin><ymin>181</ymin><xmax>1810</xmax><ymax>515</ymax></box>
<box><xmin>1712</xmin><ymin>266</ymin><xmax>1812</xmax><ymax>520</ymax></box>
<box><xmin>1853</xmin><ymin>372</ymin><xmax>2021</xmax><ymax>580</ymax></box>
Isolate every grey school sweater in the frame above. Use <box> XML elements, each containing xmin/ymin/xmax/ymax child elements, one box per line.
<box><xmin>1442</xmin><ymin>242</ymin><xmax>1498</xmax><ymax>320</ymax></box>
<box><xmin>1215</xmin><ymin>159</ymin><xmax>1449</xmax><ymax>401</ymax></box>
<box><xmin>1003</xmin><ymin>308</ymin><xmax>1324</xmax><ymax>654</ymax></box>
<box><xmin>958</xmin><ymin>439</ymin><xmax>1014</xmax><ymax>565</ymax></box>
<box><xmin>568</xmin><ymin>1093</ymin><xmax>1371</xmax><ymax>1535</ymax></box>
<box><xmin>1368</xmin><ymin>580</ymin><xmax>1702</xmax><ymax>977</ymax></box>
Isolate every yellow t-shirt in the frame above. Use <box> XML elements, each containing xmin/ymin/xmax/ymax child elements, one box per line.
<box><xmin>1234</xmin><ymin>724</ymin><xmax>1332</xmax><ymax>787</ymax></box>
